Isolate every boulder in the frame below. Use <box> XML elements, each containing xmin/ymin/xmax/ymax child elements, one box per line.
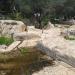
<box><xmin>0</xmin><ymin>20</ymin><xmax>26</xmax><ymax>37</ymax></box>
<box><xmin>66</xmin><ymin>25</ymin><xmax>75</xmax><ymax>35</ymax></box>
<box><xmin>0</xmin><ymin>45</ymin><xmax>7</xmax><ymax>49</ymax></box>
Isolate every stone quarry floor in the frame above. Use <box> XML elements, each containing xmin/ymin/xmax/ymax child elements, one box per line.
<box><xmin>32</xmin><ymin>61</ymin><xmax>75</xmax><ymax>75</ymax></box>
<box><xmin>38</xmin><ymin>27</ymin><xmax>75</xmax><ymax>66</ymax></box>
<box><xmin>0</xmin><ymin>26</ymin><xmax>75</xmax><ymax>75</ymax></box>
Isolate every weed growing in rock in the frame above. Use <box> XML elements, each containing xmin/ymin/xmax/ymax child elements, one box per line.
<box><xmin>0</xmin><ymin>36</ymin><xmax>14</xmax><ymax>46</ymax></box>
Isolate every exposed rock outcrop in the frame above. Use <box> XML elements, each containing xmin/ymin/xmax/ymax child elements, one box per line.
<box><xmin>0</xmin><ymin>20</ymin><xmax>26</xmax><ymax>37</ymax></box>
<box><xmin>45</xmin><ymin>21</ymin><xmax>54</xmax><ymax>29</ymax></box>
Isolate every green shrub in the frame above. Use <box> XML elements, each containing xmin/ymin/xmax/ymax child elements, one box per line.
<box><xmin>42</xmin><ymin>17</ymin><xmax>49</xmax><ymax>26</ymax></box>
<box><xmin>64</xmin><ymin>36</ymin><xmax>75</xmax><ymax>40</ymax></box>
<box><xmin>9</xmin><ymin>12</ymin><xmax>23</xmax><ymax>20</ymax></box>
<box><xmin>0</xmin><ymin>36</ymin><xmax>14</xmax><ymax>46</ymax></box>
<box><xmin>20</xmin><ymin>47</ymin><xmax>29</xmax><ymax>55</ymax></box>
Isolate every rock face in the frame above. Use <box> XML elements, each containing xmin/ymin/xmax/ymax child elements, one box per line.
<box><xmin>0</xmin><ymin>45</ymin><xmax>7</xmax><ymax>49</ymax></box>
<box><xmin>0</xmin><ymin>20</ymin><xmax>26</xmax><ymax>37</ymax></box>
<box><xmin>45</xmin><ymin>21</ymin><xmax>54</xmax><ymax>29</ymax></box>
<box><xmin>68</xmin><ymin>25</ymin><xmax>75</xmax><ymax>35</ymax></box>
<box><xmin>61</xmin><ymin>25</ymin><xmax>75</xmax><ymax>36</ymax></box>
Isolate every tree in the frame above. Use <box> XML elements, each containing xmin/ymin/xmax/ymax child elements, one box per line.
<box><xmin>0</xmin><ymin>0</ymin><xmax>15</xmax><ymax>14</ymax></box>
<box><xmin>63</xmin><ymin>0</ymin><xmax>75</xmax><ymax>19</ymax></box>
<box><xmin>1</xmin><ymin>0</ymin><xmax>75</xmax><ymax>26</ymax></box>
<box><xmin>14</xmin><ymin>0</ymin><xmax>52</xmax><ymax>28</ymax></box>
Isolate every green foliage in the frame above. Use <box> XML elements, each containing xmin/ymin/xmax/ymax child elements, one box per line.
<box><xmin>1</xmin><ymin>0</ymin><xmax>75</xmax><ymax>26</ymax></box>
<box><xmin>10</xmin><ymin>12</ymin><xmax>23</xmax><ymax>20</ymax></box>
<box><xmin>64</xmin><ymin>35</ymin><xmax>75</xmax><ymax>40</ymax></box>
<box><xmin>20</xmin><ymin>47</ymin><xmax>29</xmax><ymax>55</ymax></box>
<box><xmin>41</xmin><ymin>17</ymin><xmax>49</xmax><ymax>27</ymax></box>
<box><xmin>0</xmin><ymin>36</ymin><xmax>14</xmax><ymax>46</ymax></box>
<box><xmin>14</xmin><ymin>12</ymin><xmax>23</xmax><ymax>20</ymax></box>
<box><xmin>0</xmin><ymin>0</ymin><xmax>14</xmax><ymax>13</ymax></box>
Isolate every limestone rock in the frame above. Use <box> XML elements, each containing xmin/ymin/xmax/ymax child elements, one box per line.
<box><xmin>0</xmin><ymin>45</ymin><xmax>7</xmax><ymax>49</ymax></box>
<box><xmin>45</xmin><ymin>21</ymin><xmax>54</xmax><ymax>29</ymax></box>
<box><xmin>64</xmin><ymin>25</ymin><xmax>75</xmax><ymax>35</ymax></box>
<box><xmin>0</xmin><ymin>20</ymin><xmax>26</xmax><ymax>37</ymax></box>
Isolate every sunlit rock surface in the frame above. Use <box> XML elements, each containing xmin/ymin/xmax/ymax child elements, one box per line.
<box><xmin>0</xmin><ymin>20</ymin><xmax>26</xmax><ymax>37</ymax></box>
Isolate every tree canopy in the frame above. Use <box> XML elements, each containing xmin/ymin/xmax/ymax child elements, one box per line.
<box><xmin>0</xmin><ymin>0</ymin><xmax>75</xmax><ymax>27</ymax></box>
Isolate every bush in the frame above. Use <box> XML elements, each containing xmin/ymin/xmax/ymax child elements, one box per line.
<box><xmin>9</xmin><ymin>12</ymin><xmax>23</xmax><ymax>20</ymax></box>
<box><xmin>64</xmin><ymin>35</ymin><xmax>75</xmax><ymax>40</ymax></box>
<box><xmin>20</xmin><ymin>47</ymin><xmax>30</xmax><ymax>56</ymax></box>
<box><xmin>0</xmin><ymin>36</ymin><xmax>14</xmax><ymax>46</ymax></box>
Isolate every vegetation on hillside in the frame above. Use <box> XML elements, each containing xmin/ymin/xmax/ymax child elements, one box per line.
<box><xmin>0</xmin><ymin>0</ymin><xmax>75</xmax><ymax>28</ymax></box>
